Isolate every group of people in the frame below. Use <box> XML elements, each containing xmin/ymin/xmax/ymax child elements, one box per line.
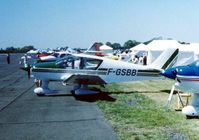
<box><xmin>115</xmin><ymin>50</ymin><xmax>148</xmax><ymax>65</ymax></box>
<box><xmin>131</xmin><ymin>54</ymin><xmax>147</xmax><ymax>65</ymax></box>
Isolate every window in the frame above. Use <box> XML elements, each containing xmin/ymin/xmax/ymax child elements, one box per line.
<box><xmin>79</xmin><ymin>57</ymin><xmax>102</xmax><ymax>70</ymax></box>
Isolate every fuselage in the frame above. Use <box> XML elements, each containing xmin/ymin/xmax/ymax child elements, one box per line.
<box><xmin>161</xmin><ymin>61</ymin><xmax>199</xmax><ymax>94</ymax></box>
<box><xmin>175</xmin><ymin>75</ymin><xmax>199</xmax><ymax>94</ymax></box>
<box><xmin>31</xmin><ymin>54</ymin><xmax>162</xmax><ymax>84</ymax></box>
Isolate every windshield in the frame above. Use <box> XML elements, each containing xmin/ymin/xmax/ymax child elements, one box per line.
<box><xmin>188</xmin><ymin>60</ymin><xmax>199</xmax><ymax>67</ymax></box>
<box><xmin>55</xmin><ymin>55</ymin><xmax>102</xmax><ymax>70</ymax></box>
<box><xmin>79</xmin><ymin>57</ymin><xmax>102</xmax><ymax>70</ymax></box>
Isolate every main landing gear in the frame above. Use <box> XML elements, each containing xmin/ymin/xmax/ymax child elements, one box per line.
<box><xmin>34</xmin><ymin>79</ymin><xmax>100</xmax><ymax>96</ymax></box>
<box><xmin>182</xmin><ymin>93</ymin><xmax>199</xmax><ymax>119</ymax></box>
<box><xmin>34</xmin><ymin>80</ymin><xmax>62</xmax><ymax>96</ymax></box>
<box><xmin>71</xmin><ymin>84</ymin><xmax>99</xmax><ymax>95</ymax></box>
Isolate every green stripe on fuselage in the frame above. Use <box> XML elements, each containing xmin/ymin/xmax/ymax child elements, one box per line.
<box><xmin>34</xmin><ymin>62</ymin><xmax>60</xmax><ymax>68</ymax></box>
<box><xmin>32</xmin><ymin>68</ymin><xmax>108</xmax><ymax>75</ymax></box>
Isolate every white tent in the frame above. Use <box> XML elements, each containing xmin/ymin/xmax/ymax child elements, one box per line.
<box><xmin>147</xmin><ymin>40</ymin><xmax>196</xmax><ymax>66</ymax></box>
<box><xmin>189</xmin><ymin>43</ymin><xmax>199</xmax><ymax>60</ymax></box>
<box><xmin>85</xmin><ymin>44</ymin><xmax>113</xmax><ymax>56</ymax></box>
<box><xmin>132</xmin><ymin>40</ymin><xmax>196</xmax><ymax>66</ymax></box>
<box><xmin>129</xmin><ymin>43</ymin><xmax>148</xmax><ymax>62</ymax></box>
<box><xmin>130</xmin><ymin>43</ymin><xmax>147</xmax><ymax>51</ymax></box>
<box><xmin>128</xmin><ymin>40</ymin><xmax>199</xmax><ymax>67</ymax></box>
<box><xmin>147</xmin><ymin>40</ymin><xmax>181</xmax><ymax>51</ymax></box>
<box><xmin>99</xmin><ymin>44</ymin><xmax>113</xmax><ymax>55</ymax></box>
<box><xmin>146</xmin><ymin>40</ymin><xmax>180</xmax><ymax>65</ymax></box>
<box><xmin>100</xmin><ymin>44</ymin><xmax>113</xmax><ymax>50</ymax></box>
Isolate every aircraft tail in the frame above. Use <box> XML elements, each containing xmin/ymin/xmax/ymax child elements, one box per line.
<box><xmin>149</xmin><ymin>48</ymin><xmax>179</xmax><ymax>70</ymax></box>
<box><xmin>85</xmin><ymin>43</ymin><xmax>103</xmax><ymax>56</ymax></box>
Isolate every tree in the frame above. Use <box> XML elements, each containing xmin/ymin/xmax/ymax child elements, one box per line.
<box><xmin>105</xmin><ymin>42</ymin><xmax>122</xmax><ymax>50</ymax></box>
<box><xmin>106</xmin><ymin>42</ymin><xmax>112</xmax><ymax>48</ymax></box>
<box><xmin>6</xmin><ymin>46</ymin><xmax>17</xmax><ymax>53</ymax></box>
<box><xmin>0</xmin><ymin>45</ymin><xmax>35</xmax><ymax>53</ymax></box>
<box><xmin>112</xmin><ymin>43</ymin><xmax>122</xmax><ymax>50</ymax></box>
<box><xmin>20</xmin><ymin>45</ymin><xmax>35</xmax><ymax>53</ymax></box>
<box><xmin>123</xmin><ymin>40</ymin><xmax>140</xmax><ymax>49</ymax></box>
<box><xmin>143</xmin><ymin>37</ymin><xmax>163</xmax><ymax>45</ymax></box>
<box><xmin>0</xmin><ymin>48</ymin><xmax>6</xmax><ymax>53</ymax></box>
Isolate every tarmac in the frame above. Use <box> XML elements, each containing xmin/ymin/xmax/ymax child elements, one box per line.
<box><xmin>0</xmin><ymin>54</ymin><xmax>117</xmax><ymax>140</ymax></box>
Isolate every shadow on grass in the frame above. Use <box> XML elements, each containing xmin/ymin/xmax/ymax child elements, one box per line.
<box><xmin>43</xmin><ymin>88</ymin><xmax>116</xmax><ymax>102</ymax></box>
<box><xmin>160</xmin><ymin>90</ymin><xmax>180</xmax><ymax>94</ymax></box>
<box><xmin>105</xmin><ymin>90</ymin><xmax>161</xmax><ymax>94</ymax></box>
<box><xmin>91</xmin><ymin>86</ymin><xmax>163</xmax><ymax>94</ymax></box>
<box><xmin>73</xmin><ymin>92</ymin><xmax>116</xmax><ymax>102</ymax></box>
<box><xmin>42</xmin><ymin>87</ymin><xmax>170</xmax><ymax>103</ymax></box>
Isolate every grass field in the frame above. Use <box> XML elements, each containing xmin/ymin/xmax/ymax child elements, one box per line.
<box><xmin>95</xmin><ymin>80</ymin><xmax>199</xmax><ymax>140</ymax></box>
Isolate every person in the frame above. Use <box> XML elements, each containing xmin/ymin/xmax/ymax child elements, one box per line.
<box><xmin>143</xmin><ymin>55</ymin><xmax>147</xmax><ymax>65</ymax></box>
<box><xmin>138</xmin><ymin>56</ymin><xmax>143</xmax><ymax>65</ymax></box>
<box><xmin>143</xmin><ymin>52</ymin><xmax>147</xmax><ymax>65</ymax></box>
<box><xmin>20</xmin><ymin>54</ymin><xmax>31</xmax><ymax>67</ymax></box>
<box><xmin>6</xmin><ymin>53</ymin><xmax>10</xmax><ymax>64</ymax></box>
<box><xmin>27</xmin><ymin>64</ymin><xmax>30</xmax><ymax>79</ymax></box>
<box><xmin>79</xmin><ymin>57</ymin><xmax>85</xmax><ymax>69</ymax></box>
<box><xmin>132</xmin><ymin>55</ymin><xmax>139</xmax><ymax>64</ymax></box>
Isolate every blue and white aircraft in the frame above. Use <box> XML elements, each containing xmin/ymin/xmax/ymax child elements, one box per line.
<box><xmin>161</xmin><ymin>61</ymin><xmax>199</xmax><ymax>118</ymax></box>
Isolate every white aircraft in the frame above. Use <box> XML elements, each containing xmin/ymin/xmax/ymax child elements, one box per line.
<box><xmin>24</xmin><ymin>48</ymin><xmax>178</xmax><ymax>96</ymax></box>
<box><xmin>38</xmin><ymin>51</ymin><xmax>71</xmax><ymax>62</ymax></box>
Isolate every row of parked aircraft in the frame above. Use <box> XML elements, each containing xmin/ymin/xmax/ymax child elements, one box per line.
<box><xmin>20</xmin><ymin>45</ymin><xmax>199</xmax><ymax>118</ymax></box>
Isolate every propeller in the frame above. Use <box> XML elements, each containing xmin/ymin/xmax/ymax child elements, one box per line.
<box><xmin>166</xmin><ymin>81</ymin><xmax>176</xmax><ymax>110</ymax></box>
<box><xmin>166</xmin><ymin>69</ymin><xmax>179</xmax><ymax>110</ymax></box>
<box><xmin>161</xmin><ymin>67</ymin><xmax>182</xmax><ymax>110</ymax></box>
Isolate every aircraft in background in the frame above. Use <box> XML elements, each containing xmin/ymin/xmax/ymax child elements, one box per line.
<box><xmin>24</xmin><ymin>47</ymin><xmax>77</xmax><ymax>63</ymax></box>
<box><xmin>22</xmin><ymin>48</ymin><xmax>178</xmax><ymax>96</ymax></box>
<box><xmin>37</xmin><ymin>51</ymin><xmax>72</xmax><ymax>62</ymax></box>
<box><xmin>161</xmin><ymin>61</ymin><xmax>199</xmax><ymax>118</ymax></box>
<box><xmin>85</xmin><ymin>43</ymin><xmax>113</xmax><ymax>57</ymax></box>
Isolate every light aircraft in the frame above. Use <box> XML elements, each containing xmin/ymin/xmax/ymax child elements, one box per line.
<box><xmin>85</xmin><ymin>43</ymin><xmax>113</xmax><ymax>57</ymax></box>
<box><xmin>37</xmin><ymin>51</ymin><xmax>71</xmax><ymax>62</ymax></box>
<box><xmin>160</xmin><ymin>61</ymin><xmax>199</xmax><ymax>118</ymax></box>
<box><xmin>20</xmin><ymin>50</ymin><xmax>73</xmax><ymax>64</ymax></box>
<box><xmin>22</xmin><ymin>48</ymin><xmax>178</xmax><ymax>96</ymax></box>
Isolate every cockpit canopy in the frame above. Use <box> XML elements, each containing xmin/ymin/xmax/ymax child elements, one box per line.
<box><xmin>188</xmin><ymin>60</ymin><xmax>199</xmax><ymax>67</ymax></box>
<box><xmin>56</xmin><ymin>55</ymin><xmax>103</xmax><ymax>70</ymax></box>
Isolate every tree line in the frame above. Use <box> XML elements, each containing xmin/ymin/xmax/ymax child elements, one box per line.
<box><xmin>98</xmin><ymin>38</ymin><xmax>157</xmax><ymax>50</ymax></box>
<box><xmin>0</xmin><ymin>45</ymin><xmax>35</xmax><ymax>53</ymax></box>
<box><xmin>1</xmin><ymin>37</ymin><xmax>179</xmax><ymax>53</ymax></box>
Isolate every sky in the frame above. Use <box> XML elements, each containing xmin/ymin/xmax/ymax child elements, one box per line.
<box><xmin>0</xmin><ymin>0</ymin><xmax>199</xmax><ymax>49</ymax></box>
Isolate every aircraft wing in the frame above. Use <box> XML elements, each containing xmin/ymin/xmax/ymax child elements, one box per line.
<box><xmin>63</xmin><ymin>74</ymin><xmax>107</xmax><ymax>85</ymax></box>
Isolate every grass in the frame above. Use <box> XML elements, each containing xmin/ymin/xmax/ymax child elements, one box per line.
<box><xmin>95</xmin><ymin>80</ymin><xmax>199</xmax><ymax>140</ymax></box>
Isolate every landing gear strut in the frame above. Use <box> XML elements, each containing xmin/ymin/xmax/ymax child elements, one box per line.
<box><xmin>71</xmin><ymin>84</ymin><xmax>99</xmax><ymax>95</ymax></box>
<box><xmin>34</xmin><ymin>80</ymin><xmax>61</xmax><ymax>96</ymax></box>
<box><xmin>70</xmin><ymin>79</ymin><xmax>100</xmax><ymax>95</ymax></box>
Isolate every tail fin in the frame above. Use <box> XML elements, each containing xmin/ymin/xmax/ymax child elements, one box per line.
<box><xmin>149</xmin><ymin>48</ymin><xmax>179</xmax><ymax>70</ymax></box>
<box><xmin>85</xmin><ymin>43</ymin><xmax>103</xmax><ymax>56</ymax></box>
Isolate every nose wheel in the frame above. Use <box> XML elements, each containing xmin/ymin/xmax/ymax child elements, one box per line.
<box><xmin>34</xmin><ymin>80</ymin><xmax>62</xmax><ymax>96</ymax></box>
<box><xmin>182</xmin><ymin>93</ymin><xmax>199</xmax><ymax>118</ymax></box>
